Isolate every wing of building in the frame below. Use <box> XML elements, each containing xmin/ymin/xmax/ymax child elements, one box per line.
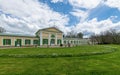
<box><xmin>0</xmin><ymin>27</ymin><xmax>63</xmax><ymax>47</ymax></box>
<box><xmin>0</xmin><ymin>27</ymin><xmax>90</xmax><ymax>47</ymax></box>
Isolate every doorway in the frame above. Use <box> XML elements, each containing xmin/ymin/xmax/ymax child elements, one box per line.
<box><xmin>15</xmin><ymin>39</ymin><xmax>22</xmax><ymax>47</ymax></box>
<box><xmin>50</xmin><ymin>39</ymin><xmax>55</xmax><ymax>45</ymax></box>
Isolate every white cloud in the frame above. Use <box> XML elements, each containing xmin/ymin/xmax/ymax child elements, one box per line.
<box><xmin>105</xmin><ymin>0</ymin><xmax>120</xmax><ymax>10</ymax></box>
<box><xmin>0</xmin><ymin>0</ymin><xmax>120</xmax><ymax>38</ymax></box>
<box><xmin>75</xmin><ymin>17</ymin><xmax>120</xmax><ymax>37</ymax></box>
<box><xmin>69</xmin><ymin>0</ymin><xmax>103</xmax><ymax>22</ymax></box>
<box><xmin>0</xmin><ymin>0</ymin><xmax>69</xmax><ymax>35</ymax></box>
<box><xmin>51</xmin><ymin>0</ymin><xmax>64</xmax><ymax>3</ymax></box>
<box><xmin>70</xmin><ymin>9</ymin><xmax>89</xmax><ymax>22</ymax></box>
<box><xmin>68</xmin><ymin>0</ymin><xmax>102</xmax><ymax>9</ymax></box>
<box><xmin>68</xmin><ymin>0</ymin><xmax>120</xmax><ymax>38</ymax></box>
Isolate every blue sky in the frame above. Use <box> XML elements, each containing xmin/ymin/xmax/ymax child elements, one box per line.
<box><xmin>40</xmin><ymin>0</ymin><xmax>80</xmax><ymax>26</ymax></box>
<box><xmin>0</xmin><ymin>0</ymin><xmax>120</xmax><ymax>37</ymax></box>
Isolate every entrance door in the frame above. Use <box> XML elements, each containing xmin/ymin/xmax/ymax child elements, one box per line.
<box><xmin>50</xmin><ymin>39</ymin><xmax>55</xmax><ymax>45</ymax></box>
<box><xmin>15</xmin><ymin>39</ymin><xmax>22</xmax><ymax>47</ymax></box>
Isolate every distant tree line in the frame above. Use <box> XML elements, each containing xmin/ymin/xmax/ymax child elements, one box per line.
<box><xmin>90</xmin><ymin>29</ymin><xmax>120</xmax><ymax>44</ymax></box>
<box><xmin>0</xmin><ymin>27</ymin><xmax>6</xmax><ymax>33</ymax></box>
<box><xmin>64</xmin><ymin>30</ymin><xmax>83</xmax><ymax>38</ymax></box>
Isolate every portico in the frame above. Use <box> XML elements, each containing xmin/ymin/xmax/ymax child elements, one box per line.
<box><xmin>36</xmin><ymin>27</ymin><xmax>63</xmax><ymax>46</ymax></box>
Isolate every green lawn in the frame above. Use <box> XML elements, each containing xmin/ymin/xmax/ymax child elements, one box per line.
<box><xmin>0</xmin><ymin>45</ymin><xmax>120</xmax><ymax>75</ymax></box>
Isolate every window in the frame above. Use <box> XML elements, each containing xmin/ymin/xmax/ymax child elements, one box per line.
<box><xmin>3</xmin><ymin>39</ymin><xmax>11</xmax><ymax>45</ymax></box>
<box><xmin>77</xmin><ymin>41</ymin><xmax>78</xmax><ymax>44</ymax></box>
<box><xmin>57</xmin><ymin>39</ymin><xmax>61</xmax><ymax>44</ymax></box>
<box><xmin>25</xmin><ymin>39</ymin><xmax>31</xmax><ymax>45</ymax></box>
<box><xmin>51</xmin><ymin>34</ymin><xmax>55</xmax><ymax>38</ymax></box>
<box><xmin>33</xmin><ymin>40</ymin><xmax>39</xmax><ymax>45</ymax></box>
<box><xmin>51</xmin><ymin>39</ymin><xmax>55</xmax><ymax>44</ymax></box>
<box><xmin>43</xmin><ymin>39</ymin><xmax>48</xmax><ymax>44</ymax></box>
<box><xmin>64</xmin><ymin>41</ymin><xmax>66</xmax><ymax>44</ymax></box>
<box><xmin>79</xmin><ymin>41</ymin><xmax>81</xmax><ymax>44</ymax></box>
<box><xmin>74</xmin><ymin>41</ymin><xmax>76</xmax><ymax>44</ymax></box>
<box><xmin>76</xmin><ymin>41</ymin><xmax>78</xmax><ymax>44</ymax></box>
<box><xmin>15</xmin><ymin>39</ymin><xmax>22</xmax><ymax>47</ymax></box>
<box><xmin>71</xmin><ymin>41</ymin><xmax>73</xmax><ymax>44</ymax></box>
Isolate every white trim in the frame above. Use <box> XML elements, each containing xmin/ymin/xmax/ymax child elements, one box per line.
<box><xmin>55</xmin><ymin>33</ymin><xmax>57</xmax><ymax>45</ymax></box>
<box><xmin>40</xmin><ymin>31</ymin><xmax>42</xmax><ymax>46</ymax></box>
<box><xmin>1</xmin><ymin>37</ymin><xmax>3</xmax><ymax>46</ymax></box>
<box><xmin>48</xmin><ymin>32</ymin><xmax>51</xmax><ymax>45</ymax></box>
<box><xmin>31</xmin><ymin>39</ymin><xmax>33</xmax><ymax>45</ymax></box>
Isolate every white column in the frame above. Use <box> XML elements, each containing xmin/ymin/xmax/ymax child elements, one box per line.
<box><xmin>31</xmin><ymin>39</ymin><xmax>33</xmax><ymax>45</ymax></box>
<box><xmin>22</xmin><ymin>38</ymin><xmax>24</xmax><ymax>46</ymax></box>
<box><xmin>40</xmin><ymin>31</ymin><xmax>42</xmax><ymax>46</ymax></box>
<box><xmin>55</xmin><ymin>33</ymin><xmax>57</xmax><ymax>45</ymax></box>
<box><xmin>48</xmin><ymin>33</ymin><xmax>51</xmax><ymax>45</ymax></box>
<box><xmin>67</xmin><ymin>40</ymin><xmax>68</xmax><ymax>44</ymax></box>
<box><xmin>1</xmin><ymin>37</ymin><xmax>3</xmax><ymax>46</ymax></box>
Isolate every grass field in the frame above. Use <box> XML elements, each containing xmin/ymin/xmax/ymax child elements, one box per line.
<box><xmin>0</xmin><ymin>45</ymin><xmax>120</xmax><ymax>75</ymax></box>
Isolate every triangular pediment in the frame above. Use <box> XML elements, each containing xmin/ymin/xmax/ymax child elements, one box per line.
<box><xmin>44</xmin><ymin>27</ymin><xmax>62</xmax><ymax>32</ymax></box>
<box><xmin>36</xmin><ymin>27</ymin><xmax>63</xmax><ymax>36</ymax></box>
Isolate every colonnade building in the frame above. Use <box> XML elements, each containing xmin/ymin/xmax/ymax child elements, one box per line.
<box><xmin>0</xmin><ymin>27</ymin><xmax>89</xmax><ymax>47</ymax></box>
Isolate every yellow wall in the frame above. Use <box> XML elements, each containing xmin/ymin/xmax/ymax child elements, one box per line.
<box><xmin>0</xmin><ymin>27</ymin><xmax>63</xmax><ymax>47</ymax></box>
<box><xmin>42</xmin><ymin>32</ymin><xmax>49</xmax><ymax>38</ymax></box>
<box><xmin>46</xmin><ymin>28</ymin><xmax>60</xmax><ymax>32</ymax></box>
<box><xmin>57</xmin><ymin>33</ymin><xmax>63</xmax><ymax>38</ymax></box>
<box><xmin>0</xmin><ymin>36</ymin><xmax>38</xmax><ymax>46</ymax></box>
<box><xmin>42</xmin><ymin>30</ymin><xmax>63</xmax><ymax>39</ymax></box>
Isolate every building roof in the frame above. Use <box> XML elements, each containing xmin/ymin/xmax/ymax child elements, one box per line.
<box><xmin>0</xmin><ymin>27</ymin><xmax>63</xmax><ymax>38</ymax></box>
<box><xmin>0</xmin><ymin>33</ymin><xmax>37</xmax><ymax>38</ymax></box>
<box><xmin>36</xmin><ymin>27</ymin><xmax>63</xmax><ymax>35</ymax></box>
<box><xmin>64</xmin><ymin>38</ymin><xmax>89</xmax><ymax>40</ymax></box>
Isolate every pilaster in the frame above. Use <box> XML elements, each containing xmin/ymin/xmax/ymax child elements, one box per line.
<box><xmin>48</xmin><ymin>32</ymin><xmax>51</xmax><ymax>45</ymax></box>
<box><xmin>40</xmin><ymin>31</ymin><xmax>42</xmax><ymax>46</ymax></box>
<box><xmin>55</xmin><ymin>33</ymin><xmax>57</xmax><ymax>45</ymax></box>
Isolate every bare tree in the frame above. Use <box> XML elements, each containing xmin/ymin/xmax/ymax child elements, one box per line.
<box><xmin>77</xmin><ymin>32</ymin><xmax>83</xmax><ymax>38</ymax></box>
<box><xmin>0</xmin><ymin>27</ymin><xmax>6</xmax><ymax>33</ymax></box>
<box><xmin>65</xmin><ymin>31</ymin><xmax>83</xmax><ymax>38</ymax></box>
<box><xmin>90</xmin><ymin>29</ymin><xmax>120</xmax><ymax>44</ymax></box>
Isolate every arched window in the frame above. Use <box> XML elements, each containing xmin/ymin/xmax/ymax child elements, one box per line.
<box><xmin>64</xmin><ymin>41</ymin><xmax>66</xmax><ymax>44</ymax></box>
<box><xmin>51</xmin><ymin>34</ymin><xmax>55</xmax><ymax>38</ymax></box>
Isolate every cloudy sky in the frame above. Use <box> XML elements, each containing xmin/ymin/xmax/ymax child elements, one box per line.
<box><xmin>0</xmin><ymin>0</ymin><xmax>120</xmax><ymax>37</ymax></box>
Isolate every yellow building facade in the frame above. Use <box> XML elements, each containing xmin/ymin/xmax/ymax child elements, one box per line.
<box><xmin>0</xmin><ymin>27</ymin><xmax>63</xmax><ymax>47</ymax></box>
<box><xmin>36</xmin><ymin>27</ymin><xmax>63</xmax><ymax>46</ymax></box>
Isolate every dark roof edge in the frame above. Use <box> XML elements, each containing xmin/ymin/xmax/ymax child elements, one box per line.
<box><xmin>0</xmin><ymin>34</ymin><xmax>38</xmax><ymax>38</ymax></box>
